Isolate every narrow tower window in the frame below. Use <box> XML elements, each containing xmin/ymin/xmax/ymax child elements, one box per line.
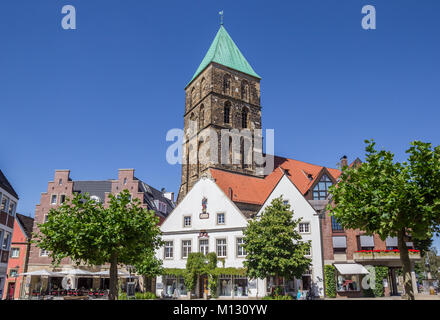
<box><xmin>242</xmin><ymin>109</ymin><xmax>248</xmax><ymax>128</ymax></box>
<box><xmin>224</xmin><ymin>101</ymin><xmax>231</xmax><ymax>124</ymax></box>
<box><xmin>223</xmin><ymin>74</ymin><xmax>231</xmax><ymax>95</ymax></box>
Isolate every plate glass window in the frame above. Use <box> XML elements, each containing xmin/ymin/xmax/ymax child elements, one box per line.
<box><xmin>1</xmin><ymin>195</ymin><xmax>8</xmax><ymax>211</ymax></box>
<box><xmin>8</xmin><ymin>200</ymin><xmax>16</xmax><ymax>215</ymax></box>
<box><xmin>312</xmin><ymin>174</ymin><xmax>333</xmax><ymax>200</ymax></box>
<box><xmin>2</xmin><ymin>232</ymin><xmax>11</xmax><ymax>250</ymax></box>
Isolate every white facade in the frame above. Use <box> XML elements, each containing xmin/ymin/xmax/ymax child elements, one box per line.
<box><xmin>156</xmin><ymin>174</ymin><xmax>324</xmax><ymax>298</ymax></box>
<box><xmin>156</xmin><ymin>177</ymin><xmax>266</xmax><ymax>298</ymax></box>
<box><xmin>256</xmin><ymin>175</ymin><xmax>325</xmax><ymax>297</ymax></box>
<box><xmin>0</xmin><ymin>186</ymin><xmax>19</xmax><ymax>298</ymax></box>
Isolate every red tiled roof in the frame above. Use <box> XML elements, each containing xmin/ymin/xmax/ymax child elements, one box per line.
<box><xmin>210</xmin><ymin>155</ymin><xmax>341</xmax><ymax>205</ymax></box>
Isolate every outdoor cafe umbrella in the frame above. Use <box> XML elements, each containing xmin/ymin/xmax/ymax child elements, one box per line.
<box><xmin>19</xmin><ymin>270</ymin><xmax>64</xmax><ymax>297</ymax></box>
<box><xmin>93</xmin><ymin>270</ymin><xmax>130</xmax><ymax>277</ymax></box>
<box><xmin>19</xmin><ymin>270</ymin><xmax>61</xmax><ymax>276</ymax></box>
<box><xmin>61</xmin><ymin>269</ymin><xmax>94</xmax><ymax>276</ymax></box>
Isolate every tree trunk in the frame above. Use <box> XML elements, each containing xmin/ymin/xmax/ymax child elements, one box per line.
<box><xmin>109</xmin><ymin>253</ymin><xmax>118</xmax><ymax>300</ymax></box>
<box><xmin>397</xmin><ymin>229</ymin><xmax>415</xmax><ymax>300</ymax></box>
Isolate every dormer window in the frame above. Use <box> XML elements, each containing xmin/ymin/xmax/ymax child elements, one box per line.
<box><xmin>312</xmin><ymin>174</ymin><xmax>333</xmax><ymax>200</ymax></box>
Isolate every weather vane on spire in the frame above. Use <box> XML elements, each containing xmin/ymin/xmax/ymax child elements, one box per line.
<box><xmin>219</xmin><ymin>10</ymin><xmax>224</xmax><ymax>25</ymax></box>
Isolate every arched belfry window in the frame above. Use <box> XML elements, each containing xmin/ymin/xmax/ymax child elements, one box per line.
<box><xmin>223</xmin><ymin>74</ymin><xmax>231</xmax><ymax>95</ymax></box>
<box><xmin>201</xmin><ymin>78</ymin><xmax>206</xmax><ymax>97</ymax></box>
<box><xmin>224</xmin><ymin>101</ymin><xmax>231</xmax><ymax>124</ymax></box>
<box><xmin>199</xmin><ymin>105</ymin><xmax>205</xmax><ymax>130</ymax></box>
<box><xmin>312</xmin><ymin>174</ymin><xmax>333</xmax><ymax>200</ymax></box>
<box><xmin>191</xmin><ymin>87</ymin><xmax>196</xmax><ymax>107</ymax></box>
<box><xmin>241</xmin><ymin>80</ymin><xmax>249</xmax><ymax>101</ymax></box>
<box><xmin>241</xmin><ymin>109</ymin><xmax>248</xmax><ymax>129</ymax></box>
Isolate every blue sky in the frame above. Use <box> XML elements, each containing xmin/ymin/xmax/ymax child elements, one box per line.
<box><xmin>0</xmin><ymin>1</ymin><xmax>439</xmax><ymax>250</ymax></box>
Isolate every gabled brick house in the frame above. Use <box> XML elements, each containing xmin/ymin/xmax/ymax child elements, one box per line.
<box><xmin>320</xmin><ymin>156</ymin><xmax>421</xmax><ymax>298</ymax></box>
<box><xmin>25</xmin><ymin>168</ymin><xmax>175</xmax><ymax>297</ymax></box>
<box><xmin>2</xmin><ymin>213</ymin><xmax>34</xmax><ymax>300</ymax></box>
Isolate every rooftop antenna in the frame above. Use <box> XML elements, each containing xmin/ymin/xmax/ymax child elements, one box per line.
<box><xmin>219</xmin><ymin>10</ymin><xmax>224</xmax><ymax>25</ymax></box>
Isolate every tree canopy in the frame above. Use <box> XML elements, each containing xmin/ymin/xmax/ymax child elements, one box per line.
<box><xmin>34</xmin><ymin>190</ymin><xmax>163</xmax><ymax>300</ymax></box>
<box><xmin>328</xmin><ymin>140</ymin><xmax>440</xmax><ymax>299</ymax></box>
<box><xmin>243</xmin><ymin>196</ymin><xmax>311</xmax><ymax>282</ymax></box>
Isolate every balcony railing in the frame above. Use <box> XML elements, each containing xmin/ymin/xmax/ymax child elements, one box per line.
<box><xmin>353</xmin><ymin>249</ymin><xmax>421</xmax><ymax>261</ymax></box>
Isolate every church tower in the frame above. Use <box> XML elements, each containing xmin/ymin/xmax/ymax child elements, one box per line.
<box><xmin>177</xmin><ymin>25</ymin><xmax>262</xmax><ymax>202</ymax></box>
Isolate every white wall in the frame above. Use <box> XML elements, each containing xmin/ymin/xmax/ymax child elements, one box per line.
<box><xmin>257</xmin><ymin>175</ymin><xmax>325</xmax><ymax>297</ymax></box>
<box><xmin>157</xmin><ymin>177</ymin><xmax>259</xmax><ymax>297</ymax></box>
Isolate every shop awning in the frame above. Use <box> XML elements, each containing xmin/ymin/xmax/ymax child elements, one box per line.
<box><xmin>386</xmin><ymin>237</ymin><xmax>398</xmax><ymax>247</ymax></box>
<box><xmin>332</xmin><ymin>236</ymin><xmax>347</xmax><ymax>248</ymax></box>
<box><xmin>385</xmin><ymin>237</ymin><xmax>414</xmax><ymax>248</ymax></box>
<box><xmin>334</xmin><ymin>264</ymin><xmax>369</xmax><ymax>275</ymax></box>
<box><xmin>360</xmin><ymin>235</ymin><xmax>374</xmax><ymax>247</ymax></box>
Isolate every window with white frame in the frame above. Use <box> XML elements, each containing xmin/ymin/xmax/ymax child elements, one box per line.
<box><xmin>305</xmin><ymin>243</ymin><xmax>312</xmax><ymax>256</ymax></box>
<box><xmin>199</xmin><ymin>239</ymin><xmax>209</xmax><ymax>255</ymax></box>
<box><xmin>182</xmin><ymin>240</ymin><xmax>191</xmax><ymax>258</ymax></box>
<box><xmin>1</xmin><ymin>195</ymin><xmax>9</xmax><ymax>212</ymax></box>
<box><xmin>299</xmin><ymin>222</ymin><xmax>310</xmax><ymax>233</ymax></box>
<box><xmin>183</xmin><ymin>216</ymin><xmax>191</xmax><ymax>227</ymax></box>
<box><xmin>217</xmin><ymin>213</ymin><xmax>225</xmax><ymax>225</ymax></box>
<box><xmin>236</xmin><ymin>238</ymin><xmax>246</xmax><ymax>257</ymax></box>
<box><xmin>60</xmin><ymin>195</ymin><xmax>66</xmax><ymax>204</ymax></box>
<box><xmin>51</xmin><ymin>195</ymin><xmax>57</xmax><ymax>205</ymax></box>
<box><xmin>158</xmin><ymin>201</ymin><xmax>167</xmax><ymax>214</ymax></box>
<box><xmin>11</xmin><ymin>248</ymin><xmax>20</xmax><ymax>258</ymax></box>
<box><xmin>8</xmin><ymin>200</ymin><xmax>16</xmax><ymax>215</ymax></box>
<box><xmin>164</xmin><ymin>241</ymin><xmax>173</xmax><ymax>259</ymax></box>
<box><xmin>2</xmin><ymin>231</ymin><xmax>11</xmax><ymax>250</ymax></box>
<box><xmin>216</xmin><ymin>239</ymin><xmax>227</xmax><ymax>257</ymax></box>
<box><xmin>40</xmin><ymin>249</ymin><xmax>49</xmax><ymax>257</ymax></box>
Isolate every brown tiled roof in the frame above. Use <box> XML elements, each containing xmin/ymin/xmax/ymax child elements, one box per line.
<box><xmin>210</xmin><ymin>155</ymin><xmax>341</xmax><ymax>206</ymax></box>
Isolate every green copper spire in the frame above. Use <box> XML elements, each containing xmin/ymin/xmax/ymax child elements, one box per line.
<box><xmin>188</xmin><ymin>25</ymin><xmax>261</xmax><ymax>86</ymax></box>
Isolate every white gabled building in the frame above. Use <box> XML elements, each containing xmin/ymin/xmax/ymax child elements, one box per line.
<box><xmin>156</xmin><ymin>177</ymin><xmax>266</xmax><ymax>299</ymax></box>
<box><xmin>256</xmin><ymin>173</ymin><xmax>325</xmax><ymax>297</ymax></box>
<box><xmin>156</xmin><ymin>166</ymin><xmax>328</xmax><ymax>298</ymax></box>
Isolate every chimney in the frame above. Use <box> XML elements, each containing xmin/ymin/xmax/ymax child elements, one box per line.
<box><xmin>163</xmin><ymin>192</ymin><xmax>174</xmax><ymax>202</ymax></box>
<box><xmin>340</xmin><ymin>155</ymin><xmax>348</xmax><ymax>169</ymax></box>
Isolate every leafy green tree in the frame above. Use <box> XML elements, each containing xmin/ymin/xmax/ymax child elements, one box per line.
<box><xmin>184</xmin><ymin>252</ymin><xmax>208</xmax><ymax>293</ymax></box>
<box><xmin>328</xmin><ymin>140</ymin><xmax>440</xmax><ymax>300</ymax></box>
<box><xmin>34</xmin><ymin>190</ymin><xmax>163</xmax><ymax>300</ymax></box>
<box><xmin>243</xmin><ymin>197</ymin><xmax>311</xmax><ymax>290</ymax></box>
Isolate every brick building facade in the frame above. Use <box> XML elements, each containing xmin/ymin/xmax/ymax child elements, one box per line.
<box><xmin>0</xmin><ymin>169</ymin><xmax>19</xmax><ymax>299</ymax></box>
<box><xmin>2</xmin><ymin>213</ymin><xmax>33</xmax><ymax>300</ymax></box>
<box><xmin>25</xmin><ymin>168</ymin><xmax>175</xmax><ymax>296</ymax></box>
<box><xmin>178</xmin><ymin>26</ymin><xmax>263</xmax><ymax>203</ymax></box>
